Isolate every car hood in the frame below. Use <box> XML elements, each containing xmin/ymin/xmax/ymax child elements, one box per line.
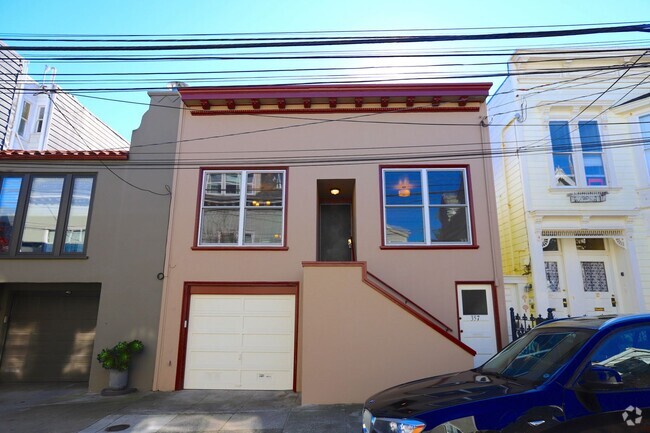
<box><xmin>364</xmin><ymin>370</ymin><xmax>533</xmax><ymax>419</ymax></box>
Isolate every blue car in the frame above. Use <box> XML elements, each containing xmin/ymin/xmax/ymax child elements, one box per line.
<box><xmin>363</xmin><ymin>314</ymin><xmax>650</xmax><ymax>432</ymax></box>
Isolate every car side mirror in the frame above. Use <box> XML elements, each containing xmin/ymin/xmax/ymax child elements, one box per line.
<box><xmin>579</xmin><ymin>364</ymin><xmax>623</xmax><ymax>390</ymax></box>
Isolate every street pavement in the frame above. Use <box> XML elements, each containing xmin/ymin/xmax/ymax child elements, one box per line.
<box><xmin>0</xmin><ymin>383</ymin><xmax>362</xmax><ymax>433</ymax></box>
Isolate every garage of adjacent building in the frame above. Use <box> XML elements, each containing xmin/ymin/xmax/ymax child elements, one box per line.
<box><xmin>0</xmin><ymin>283</ymin><xmax>100</xmax><ymax>383</ymax></box>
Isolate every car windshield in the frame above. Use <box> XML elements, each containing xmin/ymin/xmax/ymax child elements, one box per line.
<box><xmin>480</xmin><ymin>328</ymin><xmax>595</xmax><ymax>385</ymax></box>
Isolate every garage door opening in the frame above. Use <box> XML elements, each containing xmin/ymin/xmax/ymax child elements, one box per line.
<box><xmin>177</xmin><ymin>283</ymin><xmax>298</xmax><ymax>391</ymax></box>
<box><xmin>0</xmin><ymin>283</ymin><xmax>101</xmax><ymax>383</ymax></box>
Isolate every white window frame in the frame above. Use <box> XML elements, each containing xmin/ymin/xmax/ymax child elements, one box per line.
<box><xmin>382</xmin><ymin>167</ymin><xmax>472</xmax><ymax>247</ymax></box>
<box><xmin>17</xmin><ymin>101</ymin><xmax>32</xmax><ymax>137</ymax></box>
<box><xmin>198</xmin><ymin>169</ymin><xmax>286</xmax><ymax>247</ymax></box>
<box><xmin>548</xmin><ymin>120</ymin><xmax>609</xmax><ymax>188</ymax></box>
<box><xmin>34</xmin><ymin>106</ymin><xmax>46</xmax><ymax>133</ymax></box>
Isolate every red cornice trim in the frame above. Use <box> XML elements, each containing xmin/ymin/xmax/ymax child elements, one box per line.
<box><xmin>301</xmin><ymin>261</ymin><xmax>477</xmax><ymax>356</ymax></box>
<box><xmin>0</xmin><ymin>150</ymin><xmax>129</xmax><ymax>160</ymax></box>
<box><xmin>178</xmin><ymin>83</ymin><xmax>492</xmax><ymax>101</ymax></box>
<box><xmin>189</xmin><ymin>107</ymin><xmax>481</xmax><ymax>116</ymax></box>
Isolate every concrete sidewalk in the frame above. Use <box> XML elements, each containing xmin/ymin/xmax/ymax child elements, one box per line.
<box><xmin>0</xmin><ymin>383</ymin><xmax>362</xmax><ymax>433</ymax></box>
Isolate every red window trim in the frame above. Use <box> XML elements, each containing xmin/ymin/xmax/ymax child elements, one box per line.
<box><xmin>193</xmin><ymin>166</ymin><xmax>289</xmax><ymax>249</ymax></box>
<box><xmin>378</xmin><ymin>164</ymin><xmax>478</xmax><ymax>249</ymax></box>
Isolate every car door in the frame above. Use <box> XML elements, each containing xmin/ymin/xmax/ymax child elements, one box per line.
<box><xmin>559</xmin><ymin>324</ymin><xmax>650</xmax><ymax>432</ymax></box>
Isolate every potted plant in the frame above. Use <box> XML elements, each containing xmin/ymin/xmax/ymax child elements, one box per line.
<box><xmin>97</xmin><ymin>340</ymin><xmax>144</xmax><ymax>391</ymax></box>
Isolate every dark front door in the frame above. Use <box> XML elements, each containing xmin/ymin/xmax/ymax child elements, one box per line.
<box><xmin>319</xmin><ymin>204</ymin><xmax>352</xmax><ymax>261</ymax></box>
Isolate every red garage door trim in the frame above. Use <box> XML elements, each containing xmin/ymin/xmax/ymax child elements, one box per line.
<box><xmin>175</xmin><ymin>281</ymin><xmax>299</xmax><ymax>391</ymax></box>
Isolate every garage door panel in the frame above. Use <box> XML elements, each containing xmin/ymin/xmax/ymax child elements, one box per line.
<box><xmin>191</xmin><ymin>316</ymin><xmax>242</xmax><ymax>333</ymax></box>
<box><xmin>243</xmin><ymin>334</ymin><xmax>293</xmax><ymax>351</ymax></box>
<box><xmin>192</xmin><ymin>297</ymin><xmax>243</xmax><ymax>314</ymax></box>
<box><xmin>185</xmin><ymin>369</ymin><xmax>241</xmax><ymax>389</ymax></box>
<box><xmin>244</xmin><ymin>298</ymin><xmax>294</xmax><ymax>313</ymax></box>
<box><xmin>241</xmin><ymin>370</ymin><xmax>292</xmax><ymax>390</ymax></box>
<box><xmin>242</xmin><ymin>352</ymin><xmax>293</xmax><ymax>370</ymax></box>
<box><xmin>187</xmin><ymin>351</ymin><xmax>240</xmax><ymax>370</ymax></box>
<box><xmin>185</xmin><ymin>293</ymin><xmax>295</xmax><ymax>390</ymax></box>
<box><xmin>243</xmin><ymin>316</ymin><xmax>294</xmax><ymax>333</ymax></box>
<box><xmin>190</xmin><ymin>333</ymin><xmax>242</xmax><ymax>351</ymax></box>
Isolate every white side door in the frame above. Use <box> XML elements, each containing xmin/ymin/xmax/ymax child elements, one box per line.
<box><xmin>457</xmin><ymin>284</ymin><xmax>498</xmax><ymax>367</ymax></box>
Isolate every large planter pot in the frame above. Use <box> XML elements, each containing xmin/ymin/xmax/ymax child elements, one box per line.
<box><xmin>108</xmin><ymin>369</ymin><xmax>128</xmax><ymax>390</ymax></box>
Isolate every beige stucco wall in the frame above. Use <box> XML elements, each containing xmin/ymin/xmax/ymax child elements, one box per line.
<box><xmin>301</xmin><ymin>263</ymin><xmax>473</xmax><ymax>404</ymax></box>
<box><xmin>154</xmin><ymin>106</ymin><xmax>505</xmax><ymax>393</ymax></box>
<box><xmin>0</xmin><ymin>92</ymin><xmax>179</xmax><ymax>391</ymax></box>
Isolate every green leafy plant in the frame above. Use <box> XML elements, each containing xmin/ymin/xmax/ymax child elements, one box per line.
<box><xmin>96</xmin><ymin>340</ymin><xmax>144</xmax><ymax>371</ymax></box>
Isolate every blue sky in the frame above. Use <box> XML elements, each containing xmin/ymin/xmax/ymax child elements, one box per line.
<box><xmin>3</xmin><ymin>0</ymin><xmax>650</xmax><ymax>141</ymax></box>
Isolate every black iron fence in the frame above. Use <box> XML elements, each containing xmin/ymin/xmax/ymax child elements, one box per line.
<box><xmin>509</xmin><ymin>307</ymin><xmax>556</xmax><ymax>341</ymax></box>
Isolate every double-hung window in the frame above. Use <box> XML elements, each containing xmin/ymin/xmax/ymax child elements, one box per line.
<box><xmin>198</xmin><ymin>169</ymin><xmax>286</xmax><ymax>247</ymax></box>
<box><xmin>382</xmin><ymin>167</ymin><xmax>472</xmax><ymax>246</ymax></box>
<box><xmin>549</xmin><ymin>120</ymin><xmax>607</xmax><ymax>187</ymax></box>
<box><xmin>0</xmin><ymin>174</ymin><xmax>95</xmax><ymax>256</ymax></box>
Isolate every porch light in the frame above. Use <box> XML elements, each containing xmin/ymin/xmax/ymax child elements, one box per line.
<box><xmin>330</xmin><ymin>188</ymin><xmax>341</xmax><ymax>195</ymax></box>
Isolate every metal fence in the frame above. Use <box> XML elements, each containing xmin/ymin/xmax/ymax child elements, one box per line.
<box><xmin>509</xmin><ymin>307</ymin><xmax>556</xmax><ymax>341</ymax></box>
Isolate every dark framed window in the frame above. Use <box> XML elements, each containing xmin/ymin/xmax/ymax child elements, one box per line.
<box><xmin>382</xmin><ymin>167</ymin><xmax>472</xmax><ymax>246</ymax></box>
<box><xmin>198</xmin><ymin>169</ymin><xmax>286</xmax><ymax>247</ymax></box>
<box><xmin>0</xmin><ymin>174</ymin><xmax>95</xmax><ymax>257</ymax></box>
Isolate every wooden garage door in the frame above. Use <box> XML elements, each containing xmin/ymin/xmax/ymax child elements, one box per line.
<box><xmin>184</xmin><ymin>294</ymin><xmax>295</xmax><ymax>390</ymax></box>
<box><xmin>0</xmin><ymin>291</ymin><xmax>100</xmax><ymax>382</ymax></box>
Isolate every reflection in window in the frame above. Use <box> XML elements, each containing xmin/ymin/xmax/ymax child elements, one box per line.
<box><xmin>543</xmin><ymin>238</ymin><xmax>559</xmax><ymax>251</ymax></box>
<box><xmin>591</xmin><ymin>326</ymin><xmax>650</xmax><ymax>389</ymax></box>
<box><xmin>199</xmin><ymin>170</ymin><xmax>285</xmax><ymax>246</ymax></box>
<box><xmin>64</xmin><ymin>177</ymin><xmax>94</xmax><ymax>253</ymax></box>
<box><xmin>575</xmin><ymin>238</ymin><xmax>605</xmax><ymax>250</ymax></box>
<box><xmin>550</xmin><ymin>121</ymin><xmax>576</xmax><ymax>186</ymax></box>
<box><xmin>383</xmin><ymin>168</ymin><xmax>471</xmax><ymax>245</ymax></box>
<box><xmin>1</xmin><ymin>174</ymin><xmax>95</xmax><ymax>257</ymax></box>
<box><xmin>545</xmin><ymin>261</ymin><xmax>560</xmax><ymax>292</ymax></box>
<box><xmin>0</xmin><ymin>177</ymin><xmax>23</xmax><ymax>253</ymax></box>
<box><xmin>20</xmin><ymin>177</ymin><xmax>65</xmax><ymax>253</ymax></box>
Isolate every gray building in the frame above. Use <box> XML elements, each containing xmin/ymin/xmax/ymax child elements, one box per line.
<box><xmin>0</xmin><ymin>92</ymin><xmax>179</xmax><ymax>391</ymax></box>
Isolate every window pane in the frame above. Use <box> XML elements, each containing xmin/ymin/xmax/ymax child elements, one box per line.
<box><xmin>578</xmin><ymin>121</ymin><xmax>602</xmax><ymax>153</ymax></box>
<box><xmin>584</xmin><ymin>154</ymin><xmax>607</xmax><ymax>186</ymax></box>
<box><xmin>552</xmin><ymin>154</ymin><xmax>576</xmax><ymax>185</ymax></box>
<box><xmin>461</xmin><ymin>290</ymin><xmax>488</xmax><ymax>315</ymax></box>
<box><xmin>384</xmin><ymin>171</ymin><xmax>422</xmax><ymax>205</ymax></box>
<box><xmin>204</xmin><ymin>173</ymin><xmax>240</xmax><ymax>207</ymax></box>
<box><xmin>545</xmin><ymin>261</ymin><xmax>560</xmax><ymax>292</ymax></box>
<box><xmin>575</xmin><ymin>238</ymin><xmax>605</xmax><ymax>250</ymax></box>
<box><xmin>549</xmin><ymin>121</ymin><xmax>573</xmax><ymax>153</ymax></box>
<box><xmin>200</xmin><ymin>208</ymin><xmax>240</xmax><ymax>244</ymax></box>
<box><xmin>429</xmin><ymin>206</ymin><xmax>468</xmax><ymax>242</ymax></box>
<box><xmin>244</xmin><ymin>209</ymin><xmax>282</xmax><ymax>244</ymax></box>
<box><xmin>20</xmin><ymin>177</ymin><xmax>64</xmax><ymax>253</ymax></box>
<box><xmin>247</xmin><ymin>172</ymin><xmax>283</xmax><ymax>207</ymax></box>
<box><xmin>581</xmin><ymin>261</ymin><xmax>609</xmax><ymax>292</ymax></box>
<box><xmin>64</xmin><ymin>177</ymin><xmax>93</xmax><ymax>253</ymax></box>
<box><xmin>543</xmin><ymin>238</ymin><xmax>559</xmax><ymax>251</ymax></box>
<box><xmin>0</xmin><ymin>177</ymin><xmax>23</xmax><ymax>253</ymax></box>
<box><xmin>428</xmin><ymin>170</ymin><xmax>466</xmax><ymax>205</ymax></box>
<box><xmin>385</xmin><ymin>207</ymin><xmax>424</xmax><ymax>244</ymax></box>
<box><xmin>18</xmin><ymin>101</ymin><xmax>31</xmax><ymax>136</ymax></box>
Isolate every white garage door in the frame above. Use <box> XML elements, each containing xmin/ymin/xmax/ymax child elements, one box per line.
<box><xmin>184</xmin><ymin>294</ymin><xmax>296</xmax><ymax>390</ymax></box>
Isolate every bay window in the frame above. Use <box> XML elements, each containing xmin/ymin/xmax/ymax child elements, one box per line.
<box><xmin>198</xmin><ymin>169</ymin><xmax>285</xmax><ymax>247</ymax></box>
<box><xmin>382</xmin><ymin>167</ymin><xmax>472</xmax><ymax>246</ymax></box>
<box><xmin>549</xmin><ymin>120</ymin><xmax>607</xmax><ymax>187</ymax></box>
<box><xmin>0</xmin><ymin>173</ymin><xmax>95</xmax><ymax>257</ymax></box>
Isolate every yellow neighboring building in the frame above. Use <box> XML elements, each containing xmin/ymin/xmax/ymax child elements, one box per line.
<box><xmin>489</xmin><ymin>49</ymin><xmax>650</xmax><ymax>332</ymax></box>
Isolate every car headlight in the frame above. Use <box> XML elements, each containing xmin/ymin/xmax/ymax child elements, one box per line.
<box><xmin>363</xmin><ymin>410</ymin><xmax>426</xmax><ymax>433</ymax></box>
